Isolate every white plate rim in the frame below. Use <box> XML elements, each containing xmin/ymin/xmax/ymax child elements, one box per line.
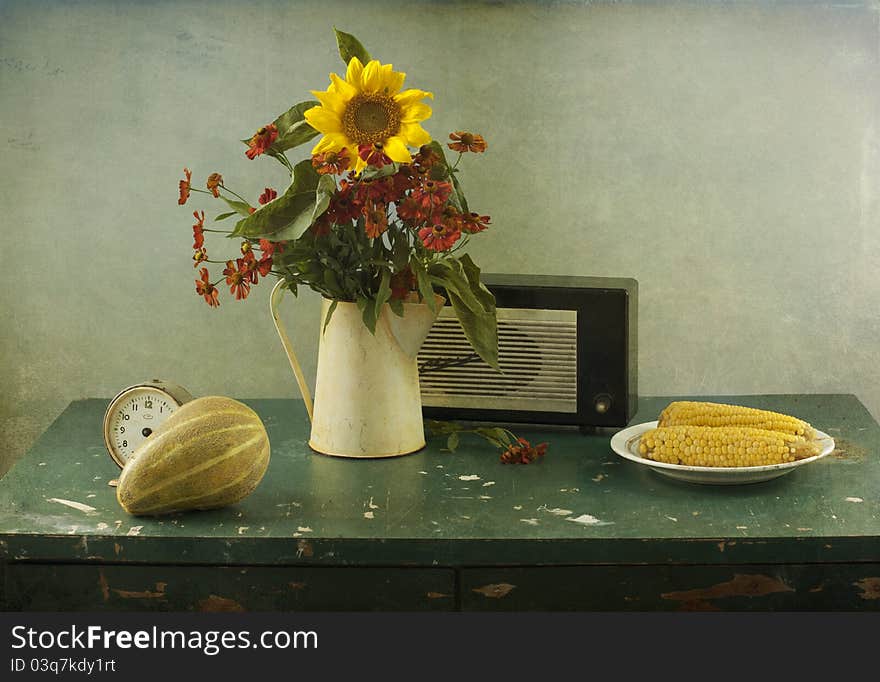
<box><xmin>610</xmin><ymin>421</ymin><xmax>835</xmax><ymax>474</ymax></box>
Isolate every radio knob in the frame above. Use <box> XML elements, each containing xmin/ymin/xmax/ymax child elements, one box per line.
<box><xmin>593</xmin><ymin>393</ymin><xmax>613</xmax><ymax>414</ymax></box>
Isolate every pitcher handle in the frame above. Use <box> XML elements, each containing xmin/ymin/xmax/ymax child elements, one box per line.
<box><xmin>269</xmin><ymin>279</ymin><xmax>314</xmax><ymax>422</ymax></box>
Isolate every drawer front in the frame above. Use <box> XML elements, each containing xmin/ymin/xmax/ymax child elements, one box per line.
<box><xmin>462</xmin><ymin>564</ymin><xmax>880</xmax><ymax>611</ymax></box>
<box><xmin>2</xmin><ymin>564</ymin><xmax>456</xmax><ymax>612</ymax></box>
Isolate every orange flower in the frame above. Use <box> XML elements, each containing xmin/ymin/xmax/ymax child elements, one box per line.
<box><xmin>396</xmin><ymin>196</ymin><xmax>424</xmax><ymax>224</ymax></box>
<box><xmin>258</xmin><ymin>239</ymin><xmax>285</xmax><ymax>257</ymax></box>
<box><xmin>418</xmin><ymin>221</ymin><xmax>461</xmax><ymax>251</ymax></box>
<box><xmin>461</xmin><ymin>212</ymin><xmax>491</xmax><ymax>234</ymax></box>
<box><xmin>206</xmin><ymin>173</ymin><xmax>223</xmax><ymax>198</ymax></box>
<box><xmin>178</xmin><ymin>167</ymin><xmax>192</xmax><ymax>205</ymax></box>
<box><xmin>241</xmin><ymin>251</ymin><xmax>259</xmax><ymax>284</ymax></box>
<box><xmin>192</xmin><ymin>210</ymin><xmax>205</xmax><ymax>249</ymax></box>
<box><xmin>192</xmin><ymin>247</ymin><xmax>208</xmax><ymax>268</ymax></box>
<box><xmin>412</xmin><ymin>179</ymin><xmax>452</xmax><ymax>210</ymax></box>
<box><xmin>364</xmin><ymin>199</ymin><xmax>388</xmax><ymax>239</ymax></box>
<box><xmin>240</xmin><ymin>241</ymin><xmax>252</xmax><ymax>255</ymax></box>
<box><xmin>258</xmin><ymin>187</ymin><xmax>278</xmax><ymax>205</ymax></box>
<box><xmin>413</xmin><ymin>145</ymin><xmax>440</xmax><ymax>171</ymax></box>
<box><xmin>357</xmin><ymin>142</ymin><xmax>391</xmax><ymax>169</ymax></box>
<box><xmin>245</xmin><ymin>124</ymin><xmax>278</xmax><ymax>160</ymax></box>
<box><xmin>448</xmin><ymin>131</ymin><xmax>487</xmax><ymax>153</ymax></box>
<box><xmin>312</xmin><ymin>148</ymin><xmax>351</xmax><ymax>175</ymax></box>
<box><xmin>223</xmin><ymin>259</ymin><xmax>251</xmax><ymax>300</ymax></box>
<box><xmin>195</xmin><ymin>268</ymin><xmax>220</xmax><ymax>307</ymax></box>
<box><xmin>500</xmin><ymin>438</ymin><xmax>547</xmax><ymax>464</ymax></box>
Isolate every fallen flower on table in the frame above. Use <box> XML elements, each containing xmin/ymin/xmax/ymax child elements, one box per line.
<box><xmin>426</xmin><ymin>420</ymin><xmax>549</xmax><ymax>464</ymax></box>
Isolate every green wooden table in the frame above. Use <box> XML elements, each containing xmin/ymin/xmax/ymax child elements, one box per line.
<box><xmin>1</xmin><ymin>395</ymin><xmax>878</xmax><ymax>611</ymax></box>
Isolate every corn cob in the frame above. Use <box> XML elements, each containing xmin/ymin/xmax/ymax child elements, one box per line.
<box><xmin>638</xmin><ymin>425</ymin><xmax>821</xmax><ymax>467</ymax></box>
<box><xmin>658</xmin><ymin>401</ymin><xmax>815</xmax><ymax>439</ymax></box>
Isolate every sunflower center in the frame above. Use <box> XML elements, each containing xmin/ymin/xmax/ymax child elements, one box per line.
<box><xmin>343</xmin><ymin>93</ymin><xmax>401</xmax><ymax>144</ymax></box>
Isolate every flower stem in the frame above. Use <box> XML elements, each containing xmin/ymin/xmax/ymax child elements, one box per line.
<box><xmin>220</xmin><ymin>186</ymin><xmax>250</xmax><ymax>204</ymax></box>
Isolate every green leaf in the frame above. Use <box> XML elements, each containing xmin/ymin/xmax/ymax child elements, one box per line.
<box><xmin>214</xmin><ymin>211</ymin><xmax>238</xmax><ymax>222</ymax></box>
<box><xmin>220</xmin><ymin>197</ymin><xmax>253</xmax><ymax>217</ymax></box>
<box><xmin>313</xmin><ymin>174</ymin><xmax>336</xmax><ymax>224</ymax></box>
<box><xmin>389</xmin><ymin>297</ymin><xmax>404</xmax><ymax>318</ymax></box>
<box><xmin>334</xmin><ymin>28</ymin><xmax>371</xmax><ymax>65</ymax></box>
<box><xmin>241</xmin><ymin>101</ymin><xmax>320</xmax><ymax>155</ymax></box>
<box><xmin>356</xmin><ymin>295</ymin><xmax>378</xmax><ymax>334</ymax></box>
<box><xmin>450</xmin><ymin>172</ymin><xmax>470</xmax><ymax>215</ymax></box>
<box><xmin>373</xmin><ymin>268</ymin><xmax>392</xmax><ymax>327</ymax></box>
<box><xmin>429</xmin><ymin>257</ymin><xmax>498</xmax><ymax>370</ymax></box>
<box><xmin>447</xmin><ymin>431</ymin><xmax>460</xmax><ymax>453</ymax></box>
<box><xmin>271</xmin><ymin>101</ymin><xmax>320</xmax><ymax>154</ymax></box>
<box><xmin>231</xmin><ymin>160</ymin><xmax>320</xmax><ymax>240</ymax></box>
<box><xmin>446</xmin><ymin>287</ymin><xmax>499</xmax><ymax>371</ymax></box>
<box><xmin>391</xmin><ymin>232</ymin><xmax>410</xmax><ymax>272</ymax></box>
<box><xmin>322</xmin><ymin>299</ymin><xmax>338</xmax><ymax>335</ymax></box>
<box><xmin>411</xmin><ymin>258</ymin><xmax>437</xmax><ymax>313</ymax></box>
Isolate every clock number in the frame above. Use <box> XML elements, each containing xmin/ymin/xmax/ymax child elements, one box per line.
<box><xmin>132</xmin><ymin>403</ymin><xmax>138</xmax><ymax>411</ymax></box>
<box><xmin>122</xmin><ymin>440</ymin><xmax>128</xmax><ymax>448</ymax></box>
<box><xmin>145</xmin><ymin>399</ymin><xmax>153</xmax><ymax>409</ymax></box>
<box><xmin>160</xmin><ymin>405</ymin><xmax>164</xmax><ymax>414</ymax></box>
<box><xmin>122</xmin><ymin>414</ymin><xmax>130</xmax><ymax>421</ymax></box>
<box><xmin>120</xmin><ymin>426</ymin><xmax>125</xmax><ymax>434</ymax></box>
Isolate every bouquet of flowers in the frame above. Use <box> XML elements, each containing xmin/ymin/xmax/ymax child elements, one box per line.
<box><xmin>178</xmin><ymin>29</ymin><xmax>498</xmax><ymax>369</ymax></box>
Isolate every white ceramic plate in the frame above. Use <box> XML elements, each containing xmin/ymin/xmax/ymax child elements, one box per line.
<box><xmin>610</xmin><ymin>421</ymin><xmax>835</xmax><ymax>485</ymax></box>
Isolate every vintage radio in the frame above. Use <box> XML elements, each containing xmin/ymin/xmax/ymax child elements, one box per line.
<box><xmin>418</xmin><ymin>274</ymin><xmax>638</xmax><ymax>429</ymax></box>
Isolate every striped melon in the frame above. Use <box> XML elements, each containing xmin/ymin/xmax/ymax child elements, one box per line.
<box><xmin>116</xmin><ymin>396</ymin><xmax>270</xmax><ymax>515</ymax></box>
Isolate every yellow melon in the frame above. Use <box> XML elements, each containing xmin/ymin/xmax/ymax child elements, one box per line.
<box><xmin>116</xmin><ymin>396</ymin><xmax>270</xmax><ymax>515</ymax></box>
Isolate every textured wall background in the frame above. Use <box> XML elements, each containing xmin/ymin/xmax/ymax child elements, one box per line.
<box><xmin>1</xmin><ymin>0</ymin><xmax>878</xmax><ymax>474</ymax></box>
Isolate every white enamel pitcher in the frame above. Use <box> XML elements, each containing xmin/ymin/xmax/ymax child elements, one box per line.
<box><xmin>269</xmin><ymin>281</ymin><xmax>443</xmax><ymax>458</ymax></box>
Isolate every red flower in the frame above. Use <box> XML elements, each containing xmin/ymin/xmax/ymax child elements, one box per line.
<box><xmin>500</xmin><ymin>437</ymin><xmax>548</xmax><ymax>464</ymax></box>
<box><xmin>312</xmin><ymin>148</ymin><xmax>351</xmax><ymax>175</ymax></box>
<box><xmin>419</xmin><ymin>221</ymin><xmax>461</xmax><ymax>251</ymax></box>
<box><xmin>364</xmin><ymin>199</ymin><xmax>389</xmax><ymax>239</ymax></box>
<box><xmin>259</xmin><ymin>239</ymin><xmax>285</xmax><ymax>257</ymax></box>
<box><xmin>195</xmin><ymin>268</ymin><xmax>220</xmax><ymax>307</ymax></box>
<box><xmin>356</xmin><ymin>176</ymin><xmax>396</xmax><ymax>205</ymax></box>
<box><xmin>396</xmin><ymin>195</ymin><xmax>424</xmax><ymax>224</ymax></box>
<box><xmin>327</xmin><ymin>181</ymin><xmax>361</xmax><ymax>224</ymax></box>
<box><xmin>390</xmin><ymin>267</ymin><xmax>415</xmax><ymax>301</ymax></box>
<box><xmin>178</xmin><ymin>167</ymin><xmax>192</xmax><ymax>205</ymax></box>
<box><xmin>413</xmin><ymin>145</ymin><xmax>440</xmax><ymax>171</ymax></box>
<box><xmin>240</xmin><ymin>241</ymin><xmax>252</xmax><ymax>255</ymax></box>
<box><xmin>240</xmin><ymin>251</ymin><xmax>260</xmax><ymax>284</ymax></box>
<box><xmin>192</xmin><ymin>210</ymin><xmax>205</xmax><ymax>249</ymax></box>
<box><xmin>412</xmin><ymin>179</ymin><xmax>452</xmax><ymax>210</ymax></box>
<box><xmin>309</xmin><ymin>213</ymin><xmax>332</xmax><ymax>238</ymax></box>
<box><xmin>392</xmin><ymin>165</ymin><xmax>418</xmax><ymax>197</ymax></box>
<box><xmin>245</xmin><ymin>124</ymin><xmax>278</xmax><ymax>160</ymax></box>
<box><xmin>192</xmin><ymin>247</ymin><xmax>208</xmax><ymax>268</ymax></box>
<box><xmin>258</xmin><ymin>187</ymin><xmax>278</xmax><ymax>205</ymax></box>
<box><xmin>256</xmin><ymin>253</ymin><xmax>273</xmax><ymax>277</ymax></box>
<box><xmin>437</xmin><ymin>204</ymin><xmax>463</xmax><ymax>232</ymax></box>
<box><xmin>223</xmin><ymin>259</ymin><xmax>251</xmax><ymax>300</ymax></box>
<box><xmin>448</xmin><ymin>131</ymin><xmax>487</xmax><ymax>153</ymax></box>
<box><xmin>461</xmin><ymin>212</ymin><xmax>491</xmax><ymax>234</ymax></box>
<box><xmin>206</xmin><ymin>173</ymin><xmax>223</xmax><ymax>198</ymax></box>
<box><xmin>358</xmin><ymin>142</ymin><xmax>392</xmax><ymax>168</ymax></box>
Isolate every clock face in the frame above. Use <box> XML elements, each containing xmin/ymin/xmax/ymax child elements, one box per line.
<box><xmin>106</xmin><ymin>387</ymin><xmax>180</xmax><ymax>465</ymax></box>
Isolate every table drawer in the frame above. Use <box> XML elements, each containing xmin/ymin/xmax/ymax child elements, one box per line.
<box><xmin>2</xmin><ymin>563</ymin><xmax>456</xmax><ymax>612</ymax></box>
<box><xmin>462</xmin><ymin>564</ymin><xmax>880</xmax><ymax>611</ymax></box>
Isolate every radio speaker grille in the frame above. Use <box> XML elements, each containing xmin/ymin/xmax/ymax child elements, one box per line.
<box><xmin>418</xmin><ymin>307</ymin><xmax>578</xmax><ymax>413</ymax></box>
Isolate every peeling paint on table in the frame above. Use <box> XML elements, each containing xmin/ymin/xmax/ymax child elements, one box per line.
<box><xmin>1</xmin><ymin>395</ymin><xmax>879</xmax><ymax>611</ymax></box>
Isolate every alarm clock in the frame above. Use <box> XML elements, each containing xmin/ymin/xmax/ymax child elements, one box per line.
<box><xmin>102</xmin><ymin>380</ymin><xmax>193</xmax><ymax>467</ymax></box>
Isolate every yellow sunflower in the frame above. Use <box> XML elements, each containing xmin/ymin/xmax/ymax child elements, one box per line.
<box><xmin>305</xmin><ymin>57</ymin><xmax>434</xmax><ymax>174</ymax></box>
